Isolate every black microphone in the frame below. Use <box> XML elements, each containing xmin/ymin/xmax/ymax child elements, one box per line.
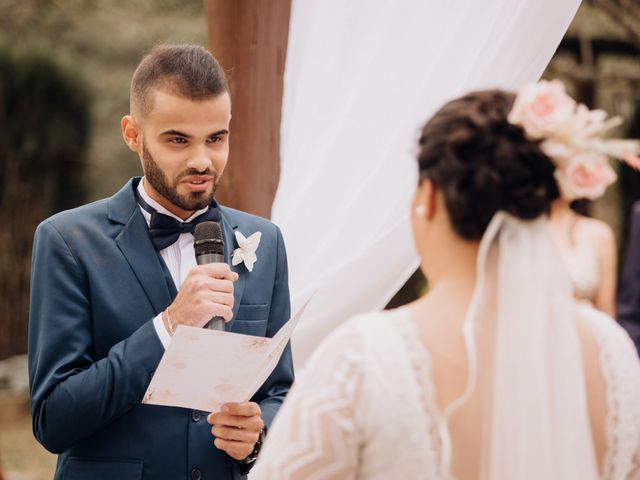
<box><xmin>194</xmin><ymin>221</ymin><xmax>226</xmax><ymax>331</ymax></box>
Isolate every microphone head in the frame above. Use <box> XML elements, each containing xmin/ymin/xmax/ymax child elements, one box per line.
<box><xmin>194</xmin><ymin>221</ymin><xmax>224</xmax><ymax>257</ymax></box>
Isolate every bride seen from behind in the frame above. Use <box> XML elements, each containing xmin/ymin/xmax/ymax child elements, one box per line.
<box><xmin>251</xmin><ymin>82</ymin><xmax>640</xmax><ymax>480</ymax></box>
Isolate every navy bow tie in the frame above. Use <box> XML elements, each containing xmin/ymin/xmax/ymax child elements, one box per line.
<box><xmin>135</xmin><ymin>190</ymin><xmax>221</xmax><ymax>251</ymax></box>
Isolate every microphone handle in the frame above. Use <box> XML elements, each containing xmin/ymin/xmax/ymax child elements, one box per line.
<box><xmin>205</xmin><ymin>318</ymin><xmax>226</xmax><ymax>331</ymax></box>
<box><xmin>195</xmin><ymin>252</ymin><xmax>227</xmax><ymax>331</ymax></box>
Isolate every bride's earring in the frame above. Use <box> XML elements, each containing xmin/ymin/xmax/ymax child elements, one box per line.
<box><xmin>415</xmin><ymin>205</ymin><xmax>426</xmax><ymax>216</ymax></box>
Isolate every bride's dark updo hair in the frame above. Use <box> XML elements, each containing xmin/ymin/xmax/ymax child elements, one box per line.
<box><xmin>417</xmin><ymin>89</ymin><xmax>559</xmax><ymax>240</ymax></box>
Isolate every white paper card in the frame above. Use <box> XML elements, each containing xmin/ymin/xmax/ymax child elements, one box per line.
<box><xmin>142</xmin><ymin>303</ymin><xmax>306</xmax><ymax>413</ymax></box>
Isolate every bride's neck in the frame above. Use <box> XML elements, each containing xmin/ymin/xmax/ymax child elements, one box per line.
<box><xmin>415</xmin><ymin>239</ymin><xmax>479</xmax><ymax>321</ymax></box>
<box><xmin>423</xmin><ymin>270</ymin><xmax>478</xmax><ymax>318</ymax></box>
<box><xmin>426</xmin><ymin>237</ymin><xmax>478</xmax><ymax>288</ymax></box>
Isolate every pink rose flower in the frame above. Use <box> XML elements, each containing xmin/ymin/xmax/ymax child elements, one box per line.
<box><xmin>508</xmin><ymin>80</ymin><xmax>576</xmax><ymax>139</ymax></box>
<box><xmin>508</xmin><ymin>79</ymin><xmax>640</xmax><ymax>201</ymax></box>
<box><xmin>554</xmin><ymin>154</ymin><xmax>617</xmax><ymax>201</ymax></box>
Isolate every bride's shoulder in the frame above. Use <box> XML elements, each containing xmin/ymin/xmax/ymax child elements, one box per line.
<box><xmin>338</xmin><ymin>308</ymin><xmax>412</xmax><ymax>345</ymax></box>
<box><xmin>344</xmin><ymin>307</ymin><xmax>409</xmax><ymax>330</ymax></box>
<box><xmin>320</xmin><ymin>307</ymin><xmax>404</xmax><ymax>335</ymax></box>
<box><xmin>316</xmin><ymin>308</ymin><xmax>411</xmax><ymax>359</ymax></box>
<box><xmin>302</xmin><ymin>309</ymin><xmax>410</xmax><ymax>381</ymax></box>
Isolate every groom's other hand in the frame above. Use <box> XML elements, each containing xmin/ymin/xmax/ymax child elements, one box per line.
<box><xmin>208</xmin><ymin>403</ymin><xmax>264</xmax><ymax>460</ymax></box>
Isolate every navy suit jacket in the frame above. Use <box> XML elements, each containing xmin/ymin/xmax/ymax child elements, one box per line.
<box><xmin>28</xmin><ymin>178</ymin><xmax>294</xmax><ymax>480</ymax></box>
<box><xmin>618</xmin><ymin>200</ymin><xmax>640</xmax><ymax>356</ymax></box>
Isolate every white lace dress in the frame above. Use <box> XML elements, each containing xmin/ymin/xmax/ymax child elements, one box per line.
<box><xmin>251</xmin><ymin>308</ymin><xmax>640</xmax><ymax>480</ymax></box>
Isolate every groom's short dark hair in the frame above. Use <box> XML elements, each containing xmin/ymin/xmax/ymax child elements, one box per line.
<box><xmin>130</xmin><ymin>44</ymin><xmax>228</xmax><ymax>118</ymax></box>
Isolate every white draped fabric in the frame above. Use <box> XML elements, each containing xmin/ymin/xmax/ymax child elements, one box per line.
<box><xmin>272</xmin><ymin>0</ymin><xmax>582</xmax><ymax>366</ymax></box>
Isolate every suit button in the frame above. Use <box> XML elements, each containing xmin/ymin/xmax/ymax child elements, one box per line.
<box><xmin>191</xmin><ymin>468</ymin><xmax>202</xmax><ymax>480</ymax></box>
<box><xmin>191</xmin><ymin>411</ymin><xmax>201</xmax><ymax>422</ymax></box>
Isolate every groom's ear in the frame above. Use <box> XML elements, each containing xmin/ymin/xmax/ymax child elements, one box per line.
<box><xmin>121</xmin><ymin>115</ymin><xmax>142</xmax><ymax>153</ymax></box>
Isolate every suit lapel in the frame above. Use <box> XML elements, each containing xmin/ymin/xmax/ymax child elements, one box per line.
<box><xmin>116</xmin><ymin>211</ymin><xmax>174</xmax><ymax>316</ymax></box>
<box><xmin>109</xmin><ymin>178</ymin><xmax>174</xmax><ymax>315</ymax></box>
<box><xmin>219</xmin><ymin>207</ymin><xmax>246</xmax><ymax>320</ymax></box>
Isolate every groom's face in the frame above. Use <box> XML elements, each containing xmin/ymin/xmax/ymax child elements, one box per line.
<box><xmin>123</xmin><ymin>87</ymin><xmax>232</xmax><ymax>218</ymax></box>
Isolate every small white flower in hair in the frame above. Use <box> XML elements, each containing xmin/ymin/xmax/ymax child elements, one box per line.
<box><xmin>232</xmin><ymin>231</ymin><xmax>262</xmax><ymax>272</ymax></box>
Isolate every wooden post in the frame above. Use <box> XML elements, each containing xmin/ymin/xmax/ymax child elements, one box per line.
<box><xmin>205</xmin><ymin>0</ymin><xmax>292</xmax><ymax>219</ymax></box>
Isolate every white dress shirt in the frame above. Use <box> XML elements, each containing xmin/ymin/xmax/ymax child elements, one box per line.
<box><xmin>137</xmin><ymin>179</ymin><xmax>209</xmax><ymax>349</ymax></box>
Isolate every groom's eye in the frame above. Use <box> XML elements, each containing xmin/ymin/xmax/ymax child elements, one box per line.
<box><xmin>169</xmin><ymin>137</ymin><xmax>188</xmax><ymax>145</ymax></box>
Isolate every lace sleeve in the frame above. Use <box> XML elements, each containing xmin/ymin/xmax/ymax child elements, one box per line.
<box><xmin>251</xmin><ymin>321</ymin><xmax>367</xmax><ymax>480</ymax></box>
<box><xmin>627</xmin><ymin>450</ymin><xmax>640</xmax><ymax>480</ymax></box>
<box><xmin>580</xmin><ymin>307</ymin><xmax>640</xmax><ymax>480</ymax></box>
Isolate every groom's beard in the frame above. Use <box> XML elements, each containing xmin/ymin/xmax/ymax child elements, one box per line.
<box><xmin>142</xmin><ymin>143</ymin><xmax>219</xmax><ymax>211</ymax></box>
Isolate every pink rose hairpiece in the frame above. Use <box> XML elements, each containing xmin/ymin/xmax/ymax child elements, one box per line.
<box><xmin>507</xmin><ymin>79</ymin><xmax>640</xmax><ymax>201</ymax></box>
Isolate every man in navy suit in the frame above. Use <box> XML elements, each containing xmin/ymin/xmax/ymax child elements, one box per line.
<box><xmin>618</xmin><ymin>200</ymin><xmax>640</xmax><ymax>356</ymax></box>
<box><xmin>28</xmin><ymin>44</ymin><xmax>293</xmax><ymax>479</ymax></box>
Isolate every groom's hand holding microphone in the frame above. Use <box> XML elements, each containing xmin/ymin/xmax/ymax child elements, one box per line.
<box><xmin>162</xmin><ymin>221</ymin><xmax>238</xmax><ymax>333</ymax></box>
<box><xmin>161</xmin><ymin>263</ymin><xmax>238</xmax><ymax>333</ymax></box>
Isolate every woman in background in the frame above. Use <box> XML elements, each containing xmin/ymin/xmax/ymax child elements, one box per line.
<box><xmin>252</xmin><ymin>81</ymin><xmax>640</xmax><ymax>480</ymax></box>
<box><xmin>547</xmin><ymin>121</ymin><xmax>624</xmax><ymax>317</ymax></box>
<box><xmin>541</xmin><ymin>86</ymin><xmax>629</xmax><ymax>316</ymax></box>
<box><xmin>548</xmin><ymin>181</ymin><xmax>617</xmax><ymax>315</ymax></box>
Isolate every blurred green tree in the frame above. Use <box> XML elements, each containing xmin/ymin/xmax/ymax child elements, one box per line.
<box><xmin>0</xmin><ymin>47</ymin><xmax>91</xmax><ymax>359</ymax></box>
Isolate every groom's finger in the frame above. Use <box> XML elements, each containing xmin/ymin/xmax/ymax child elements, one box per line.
<box><xmin>211</xmin><ymin>425</ymin><xmax>259</xmax><ymax>443</ymax></box>
<box><xmin>199</xmin><ymin>263</ymin><xmax>235</xmax><ymax>280</ymax></box>
<box><xmin>208</xmin><ymin>412</ymin><xmax>263</xmax><ymax>432</ymax></box>
<box><xmin>213</xmin><ymin>438</ymin><xmax>252</xmax><ymax>460</ymax></box>
<box><xmin>222</xmin><ymin>402</ymin><xmax>261</xmax><ymax>417</ymax></box>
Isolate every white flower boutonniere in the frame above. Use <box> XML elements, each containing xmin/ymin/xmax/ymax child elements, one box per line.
<box><xmin>232</xmin><ymin>231</ymin><xmax>262</xmax><ymax>272</ymax></box>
